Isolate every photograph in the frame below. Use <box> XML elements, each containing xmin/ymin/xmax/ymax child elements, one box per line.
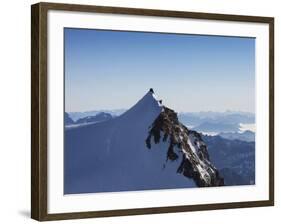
<box><xmin>63</xmin><ymin>28</ymin><xmax>256</xmax><ymax>194</ymax></box>
<box><xmin>30</xmin><ymin>2</ymin><xmax>274</xmax><ymax>220</ymax></box>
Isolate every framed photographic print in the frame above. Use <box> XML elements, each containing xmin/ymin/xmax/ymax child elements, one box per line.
<box><xmin>31</xmin><ymin>2</ymin><xmax>274</xmax><ymax>221</ymax></box>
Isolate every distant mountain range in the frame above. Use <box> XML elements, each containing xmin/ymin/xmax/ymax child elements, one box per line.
<box><xmin>219</xmin><ymin>168</ymin><xmax>250</xmax><ymax>186</ymax></box>
<box><xmin>65</xmin><ymin>112</ymin><xmax>113</xmax><ymax>126</ymax></box>
<box><xmin>75</xmin><ymin>112</ymin><xmax>113</xmax><ymax>124</ymax></box>
<box><xmin>64</xmin><ymin>112</ymin><xmax>75</xmax><ymax>125</ymax></box>
<box><xmin>203</xmin><ymin>135</ymin><xmax>255</xmax><ymax>186</ymax></box>
<box><xmin>68</xmin><ymin>109</ymin><xmax>125</xmax><ymax>122</ymax></box>
<box><xmin>67</xmin><ymin>110</ymin><xmax>255</xmax><ymax>135</ymax></box>
<box><xmin>68</xmin><ymin>110</ymin><xmax>254</xmax><ymax>126</ymax></box>
<box><xmin>177</xmin><ymin>111</ymin><xmax>255</xmax><ymax>137</ymax></box>
<box><xmin>219</xmin><ymin>130</ymin><xmax>255</xmax><ymax>142</ymax></box>
<box><xmin>178</xmin><ymin>111</ymin><xmax>255</xmax><ymax>127</ymax></box>
<box><xmin>193</xmin><ymin>122</ymin><xmax>240</xmax><ymax>133</ymax></box>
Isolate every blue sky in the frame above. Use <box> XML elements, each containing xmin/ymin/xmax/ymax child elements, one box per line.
<box><xmin>64</xmin><ymin>28</ymin><xmax>255</xmax><ymax>113</ymax></box>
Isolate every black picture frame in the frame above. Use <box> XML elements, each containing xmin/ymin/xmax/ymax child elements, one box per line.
<box><xmin>31</xmin><ymin>2</ymin><xmax>274</xmax><ymax>221</ymax></box>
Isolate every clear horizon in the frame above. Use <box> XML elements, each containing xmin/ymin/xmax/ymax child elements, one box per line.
<box><xmin>66</xmin><ymin>107</ymin><xmax>255</xmax><ymax>115</ymax></box>
<box><xmin>66</xmin><ymin>105</ymin><xmax>255</xmax><ymax>114</ymax></box>
<box><xmin>65</xmin><ymin>28</ymin><xmax>255</xmax><ymax>113</ymax></box>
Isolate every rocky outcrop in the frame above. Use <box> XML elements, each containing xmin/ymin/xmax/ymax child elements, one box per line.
<box><xmin>146</xmin><ymin>106</ymin><xmax>224</xmax><ymax>187</ymax></box>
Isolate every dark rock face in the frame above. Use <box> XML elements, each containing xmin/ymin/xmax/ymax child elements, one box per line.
<box><xmin>146</xmin><ymin>107</ymin><xmax>224</xmax><ymax>187</ymax></box>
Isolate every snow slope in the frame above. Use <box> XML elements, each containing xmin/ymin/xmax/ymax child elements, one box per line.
<box><xmin>64</xmin><ymin>91</ymin><xmax>196</xmax><ymax>194</ymax></box>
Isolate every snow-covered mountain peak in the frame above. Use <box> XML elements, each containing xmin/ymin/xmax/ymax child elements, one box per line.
<box><xmin>119</xmin><ymin>89</ymin><xmax>163</xmax><ymax>121</ymax></box>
